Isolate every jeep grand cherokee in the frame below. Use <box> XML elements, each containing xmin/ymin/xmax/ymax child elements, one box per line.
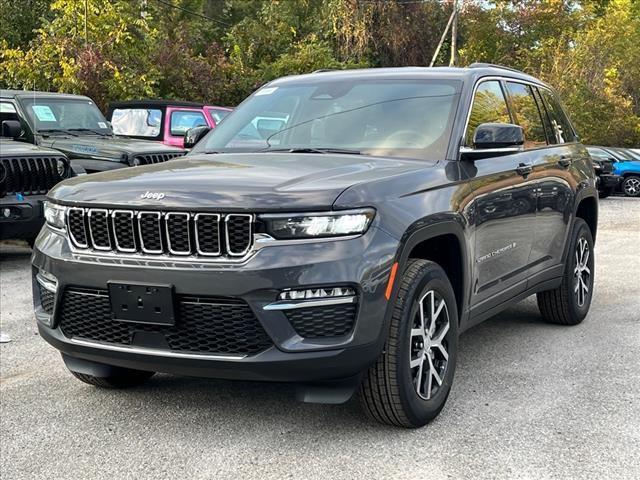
<box><xmin>32</xmin><ymin>65</ymin><xmax>598</xmax><ymax>428</ymax></box>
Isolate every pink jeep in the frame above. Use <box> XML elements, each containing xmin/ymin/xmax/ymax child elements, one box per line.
<box><xmin>108</xmin><ymin>100</ymin><xmax>232</xmax><ymax>148</ymax></box>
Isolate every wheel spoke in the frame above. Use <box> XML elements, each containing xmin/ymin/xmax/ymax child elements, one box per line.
<box><xmin>428</xmin><ymin>355</ymin><xmax>443</xmax><ymax>387</ymax></box>
<box><xmin>410</xmin><ymin>355</ymin><xmax>423</xmax><ymax>369</ymax></box>
<box><xmin>414</xmin><ymin>357</ymin><xmax>424</xmax><ymax>394</ymax></box>
<box><xmin>425</xmin><ymin>362</ymin><xmax>433</xmax><ymax>400</ymax></box>
<box><xmin>432</xmin><ymin>321</ymin><xmax>449</xmax><ymax>344</ymax></box>
<box><xmin>411</xmin><ymin>328</ymin><xmax>425</xmax><ymax>339</ymax></box>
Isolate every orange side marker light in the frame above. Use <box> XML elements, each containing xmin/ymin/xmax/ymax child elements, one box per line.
<box><xmin>385</xmin><ymin>262</ymin><xmax>399</xmax><ymax>301</ymax></box>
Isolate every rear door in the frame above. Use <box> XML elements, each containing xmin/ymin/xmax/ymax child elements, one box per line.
<box><xmin>521</xmin><ymin>85</ymin><xmax>580</xmax><ymax>277</ymax></box>
<box><xmin>464</xmin><ymin>79</ymin><xmax>537</xmax><ymax>313</ymax></box>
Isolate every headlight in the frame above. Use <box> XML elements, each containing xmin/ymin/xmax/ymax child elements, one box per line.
<box><xmin>261</xmin><ymin>209</ymin><xmax>375</xmax><ymax>239</ymax></box>
<box><xmin>43</xmin><ymin>202</ymin><xmax>67</xmax><ymax>230</ymax></box>
<box><xmin>56</xmin><ymin>159</ymin><xmax>67</xmax><ymax>176</ymax></box>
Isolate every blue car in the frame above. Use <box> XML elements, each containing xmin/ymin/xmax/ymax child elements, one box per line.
<box><xmin>587</xmin><ymin>146</ymin><xmax>640</xmax><ymax>197</ymax></box>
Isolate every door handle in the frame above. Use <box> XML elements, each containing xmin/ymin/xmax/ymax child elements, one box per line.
<box><xmin>516</xmin><ymin>163</ymin><xmax>533</xmax><ymax>176</ymax></box>
<box><xmin>558</xmin><ymin>155</ymin><xmax>573</xmax><ymax>168</ymax></box>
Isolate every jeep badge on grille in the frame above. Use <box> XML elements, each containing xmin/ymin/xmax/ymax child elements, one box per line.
<box><xmin>141</xmin><ymin>191</ymin><xmax>165</xmax><ymax>200</ymax></box>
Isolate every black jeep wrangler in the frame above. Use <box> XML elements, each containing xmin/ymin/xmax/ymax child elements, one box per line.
<box><xmin>1</xmin><ymin>137</ymin><xmax>71</xmax><ymax>243</ymax></box>
<box><xmin>0</xmin><ymin>90</ymin><xmax>185</xmax><ymax>173</ymax></box>
<box><xmin>32</xmin><ymin>65</ymin><xmax>598</xmax><ymax>428</ymax></box>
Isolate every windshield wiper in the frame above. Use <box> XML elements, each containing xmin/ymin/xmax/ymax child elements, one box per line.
<box><xmin>37</xmin><ymin>129</ymin><xmax>78</xmax><ymax>137</ymax></box>
<box><xmin>67</xmin><ymin>128</ymin><xmax>110</xmax><ymax>137</ymax></box>
<box><xmin>259</xmin><ymin>147</ymin><xmax>361</xmax><ymax>155</ymax></box>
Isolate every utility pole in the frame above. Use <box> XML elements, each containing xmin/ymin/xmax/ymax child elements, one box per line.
<box><xmin>84</xmin><ymin>0</ymin><xmax>88</xmax><ymax>47</ymax></box>
<box><xmin>449</xmin><ymin>0</ymin><xmax>458</xmax><ymax>67</ymax></box>
<box><xmin>430</xmin><ymin>5</ymin><xmax>456</xmax><ymax>67</ymax></box>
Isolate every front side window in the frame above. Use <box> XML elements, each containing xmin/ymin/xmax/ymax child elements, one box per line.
<box><xmin>170</xmin><ymin>110</ymin><xmax>207</xmax><ymax>136</ymax></box>
<box><xmin>194</xmin><ymin>79</ymin><xmax>461</xmax><ymax>161</ymax></box>
<box><xmin>19</xmin><ymin>97</ymin><xmax>111</xmax><ymax>134</ymax></box>
<box><xmin>505</xmin><ymin>82</ymin><xmax>547</xmax><ymax>149</ymax></box>
<box><xmin>538</xmin><ymin>89</ymin><xmax>577</xmax><ymax>144</ymax></box>
<box><xmin>111</xmin><ymin>108</ymin><xmax>162</xmax><ymax>137</ymax></box>
<box><xmin>465</xmin><ymin>81</ymin><xmax>511</xmax><ymax>146</ymax></box>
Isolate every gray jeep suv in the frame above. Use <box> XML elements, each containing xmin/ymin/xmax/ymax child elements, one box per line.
<box><xmin>32</xmin><ymin>65</ymin><xmax>597</xmax><ymax>427</ymax></box>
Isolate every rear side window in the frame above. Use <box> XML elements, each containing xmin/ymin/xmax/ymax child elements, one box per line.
<box><xmin>466</xmin><ymin>81</ymin><xmax>511</xmax><ymax>146</ymax></box>
<box><xmin>111</xmin><ymin>108</ymin><xmax>162</xmax><ymax>137</ymax></box>
<box><xmin>538</xmin><ymin>89</ymin><xmax>577</xmax><ymax>144</ymax></box>
<box><xmin>207</xmin><ymin>108</ymin><xmax>231</xmax><ymax>124</ymax></box>
<box><xmin>505</xmin><ymin>82</ymin><xmax>547</xmax><ymax>149</ymax></box>
<box><xmin>170</xmin><ymin>110</ymin><xmax>207</xmax><ymax>136</ymax></box>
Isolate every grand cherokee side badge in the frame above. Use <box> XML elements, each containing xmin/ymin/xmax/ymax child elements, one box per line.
<box><xmin>141</xmin><ymin>191</ymin><xmax>165</xmax><ymax>200</ymax></box>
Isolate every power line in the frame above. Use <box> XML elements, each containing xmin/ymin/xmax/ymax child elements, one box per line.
<box><xmin>150</xmin><ymin>0</ymin><xmax>230</xmax><ymax>27</ymax></box>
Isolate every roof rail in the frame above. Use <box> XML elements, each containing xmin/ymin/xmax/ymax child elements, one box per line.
<box><xmin>312</xmin><ymin>69</ymin><xmax>338</xmax><ymax>73</ymax></box>
<box><xmin>468</xmin><ymin>63</ymin><xmax>524</xmax><ymax>74</ymax></box>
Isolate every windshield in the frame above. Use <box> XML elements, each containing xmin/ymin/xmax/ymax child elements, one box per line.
<box><xmin>20</xmin><ymin>96</ymin><xmax>112</xmax><ymax>135</ymax></box>
<box><xmin>193</xmin><ymin>78</ymin><xmax>461</xmax><ymax>161</ymax></box>
<box><xmin>111</xmin><ymin>108</ymin><xmax>162</xmax><ymax>137</ymax></box>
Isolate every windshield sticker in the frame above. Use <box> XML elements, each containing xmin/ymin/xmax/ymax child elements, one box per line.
<box><xmin>255</xmin><ymin>87</ymin><xmax>278</xmax><ymax>96</ymax></box>
<box><xmin>32</xmin><ymin>105</ymin><xmax>57</xmax><ymax>122</ymax></box>
<box><xmin>98</xmin><ymin>122</ymin><xmax>107</xmax><ymax>129</ymax></box>
<box><xmin>72</xmin><ymin>144</ymin><xmax>98</xmax><ymax>154</ymax></box>
<box><xmin>0</xmin><ymin>103</ymin><xmax>16</xmax><ymax>113</ymax></box>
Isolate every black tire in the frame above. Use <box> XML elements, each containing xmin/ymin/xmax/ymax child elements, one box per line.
<box><xmin>537</xmin><ymin>218</ymin><xmax>594</xmax><ymax>325</ymax></box>
<box><xmin>598</xmin><ymin>189</ymin><xmax>609</xmax><ymax>199</ymax></box>
<box><xmin>622</xmin><ymin>175</ymin><xmax>640</xmax><ymax>197</ymax></box>
<box><xmin>360</xmin><ymin>259</ymin><xmax>458</xmax><ymax>428</ymax></box>
<box><xmin>69</xmin><ymin>368</ymin><xmax>155</xmax><ymax>389</ymax></box>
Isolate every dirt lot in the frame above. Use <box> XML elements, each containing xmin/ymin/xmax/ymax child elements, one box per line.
<box><xmin>1</xmin><ymin>197</ymin><xmax>639</xmax><ymax>480</ymax></box>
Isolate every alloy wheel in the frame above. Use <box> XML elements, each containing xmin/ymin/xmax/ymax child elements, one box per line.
<box><xmin>623</xmin><ymin>177</ymin><xmax>640</xmax><ymax>196</ymax></box>
<box><xmin>409</xmin><ymin>290</ymin><xmax>451</xmax><ymax>400</ymax></box>
<box><xmin>574</xmin><ymin>237</ymin><xmax>591</xmax><ymax>307</ymax></box>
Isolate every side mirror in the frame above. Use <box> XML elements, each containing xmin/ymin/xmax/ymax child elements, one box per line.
<box><xmin>184</xmin><ymin>126</ymin><xmax>211</xmax><ymax>149</ymax></box>
<box><xmin>1</xmin><ymin>120</ymin><xmax>22</xmax><ymax>139</ymax></box>
<box><xmin>473</xmin><ymin>123</ymin><xmax>524</xmax><ymax>149</ymax></box>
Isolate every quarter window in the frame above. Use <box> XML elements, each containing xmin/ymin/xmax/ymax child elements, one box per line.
<box><xmin>505</xmin><ymin>82</ymin><xmax>547</xmax><ymax>149</ymax></box>
<box><xmin>466</xmin><ymin>81</ymin><xmax>511</xmax><ymax>146</ymax></box>
<box><xmin>538</xmin><ymin>89</ymin><xmax>577</xmax><ymax>144</ymax></box>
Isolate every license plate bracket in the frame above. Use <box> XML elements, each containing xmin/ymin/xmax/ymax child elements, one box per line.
<box><xmin>108</xmin><ymin>282</ymin><xmax>176</xmax><ymax>326</ymax></box>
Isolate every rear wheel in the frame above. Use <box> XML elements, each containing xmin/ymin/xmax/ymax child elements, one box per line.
<box><xmin>537</xmin><ymin>218</ymin><xmax>594</xmax><ymax>325</ymax></box>
<box><xmin>68</xmin><ymin>367</ymin><xmax>154</xmax><ymax>389</ymax></box>
<box><xmin>360</xmin><ymin>259</ymin><xmax>458</xmax><ymax>428</ymax></box>
<box><xmin>622</xmin><ymin>175</ymin><xmax>640</xmax><ymax>197</ymax></box>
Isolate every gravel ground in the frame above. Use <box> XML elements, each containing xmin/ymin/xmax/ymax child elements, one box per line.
<box><xmin>1</xmin><ymin>197</ymin><xmax>639</xmax><ymax>480</ymax></box>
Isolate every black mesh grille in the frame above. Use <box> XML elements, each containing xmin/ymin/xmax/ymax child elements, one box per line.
<box><xmin>139</xmin><ymin>213</ymin><xmax>162</xmax><ymax>252</ymax></box>
<box><xmin>66</xmin><ymin>209</ymin><xmax>253</xmax><ymax>259</ymax></box>
<box><xmin>58</xmin><ymin>288</ymin><xmax>272</xmax><ymax>355</ymax></box>
<box><xmin>113</xmin><ymin>211</ymin><xmax>136</xmax><ymax>250</ymax></box>
<box><xmin>226</xmin><ymin>215</ymin><xmax>252</xmax><ymax>255</ymax></box>
<box><xmin>133</xmin><ymin>152</ymin><xmax>185</xmax><ymax>165</ymax></box>
<box><xmin>68</xmin><ymin>209</ymin><xmax>88</xmax><ymax>246</ymax></box>
<box><xmin>39</xmin><ymin>285</ymin><xmax>55</xmax><ymax>314</ymax></box>
<box><xmin>0</xmin><ymin>156</ymin><xmax>66</xmax><ymax>197</ymax></box>
<box><xmin>286</xmin><ymin>304</ymin><xmax>357</xmax><ymax>338</ymax></box>
<box><xmin>88</xmin><ymin>210</ymin><xmax>111</xmax><ymax>249</ymax></box>
<box><xmin>166</xmin><ymin>213</ymin><xmax>190</xmax><ymax>254</ymax></box>
<box><xmin>195</xmin><ymin>214</ymin><xmax>220</xmax><ymax>255</ymax></box>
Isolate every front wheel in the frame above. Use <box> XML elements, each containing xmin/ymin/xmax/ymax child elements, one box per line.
<box><xmin>537</xmin><ymin>218</ymin><xmax>594</xmax><ymax>325</ymax></box>
<box><xmin>622</xmin><ymin>175</ymin><xmax>640</xmax><ymax>197</ymax></box>
<box><xmin>360</xmin><ymin>259</ymin><xmax>458</xmax><ymax>428</ymax></box>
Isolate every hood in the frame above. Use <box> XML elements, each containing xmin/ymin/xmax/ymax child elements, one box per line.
<box><xmin>49</xmin><ymin>153</ymin><xmax>431</xmax><ymax>211</ymax></box>
<box><xmin>39</xmin><ymin>135</ymin><xmax>184</xmax><ymax>163</ymax></box>
<box><xmin>0</xmin><ymin>138</ymin><xmax>64</xmax><ymax>157</ymax></box>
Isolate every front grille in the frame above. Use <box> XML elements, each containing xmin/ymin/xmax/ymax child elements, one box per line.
<box><xmin>0</xmin><ymin>156</ymin><xmax>66</xmax><ymax>197</ymax></box>
<box><xmin>39</xmin><ymin>285</ymin><xmax>55</xmax><ymax>315</ymax></box>
<box><xmin>58</xmin><ymin>287</ymin><xmax>273</xmax><ymax>355</ymax></box>
<box><xmin>133</xmin><ymin>152</ymin><xmax>185</xmax><ymax>165</ymax></box>
<box><xmin>66</xmin><ymin>208</ymin><xmax>254</xmax><ymax>259</ymax></box>
<box><xmin>286</xmin><ymin>304</ymin><xmax>357</xmax><ymax>338</ymax></box>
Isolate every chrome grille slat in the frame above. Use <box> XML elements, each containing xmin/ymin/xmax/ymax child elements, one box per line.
<box><xmin>67</xmin><ymin>208</ymin><xmax>253</xmax><ymax>259</ymax></box>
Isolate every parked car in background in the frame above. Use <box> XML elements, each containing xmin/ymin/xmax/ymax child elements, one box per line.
<box><xmin>108</xmin><ymin>100</ymin><xmax>232</xmax><ymax>148</ymax></box>
<box><xmin>587</xmin><ymin>146</ymin><xmax>640</xmax><ymax>197</ymax></box>
<box><xmin>0</xmin><ymin>90</ymin><xmax>186</xmax><ymax>174</ymax></box>
<box><xmin>33</xmin><ymin>65</ymin><xmax>598</xmax><ymax>428</ymax></box>
<box><xmin>586</xmin><ymin>147</ymin><xmax>622</xmax><ymax>198</ymax></box>
<box><xmin>0</xmin><ymin>135</ymin><xmax>71</xmax><ymax>245</ymax></box>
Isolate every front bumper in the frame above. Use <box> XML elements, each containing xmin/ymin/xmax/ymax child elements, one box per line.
<box><xmin>32</xmin><ymin>224</ymin><xmax>399</xmax><ymax>382</ymax></box>
<box><xmin>0</xmin><ymin>194</ymin><xmax>45</xmax><ymax>240</ymax></box>
<box><xmin>596</xmin><ymin>173</ymin><xmax>622</xmax><ymax>190</ymax></box>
